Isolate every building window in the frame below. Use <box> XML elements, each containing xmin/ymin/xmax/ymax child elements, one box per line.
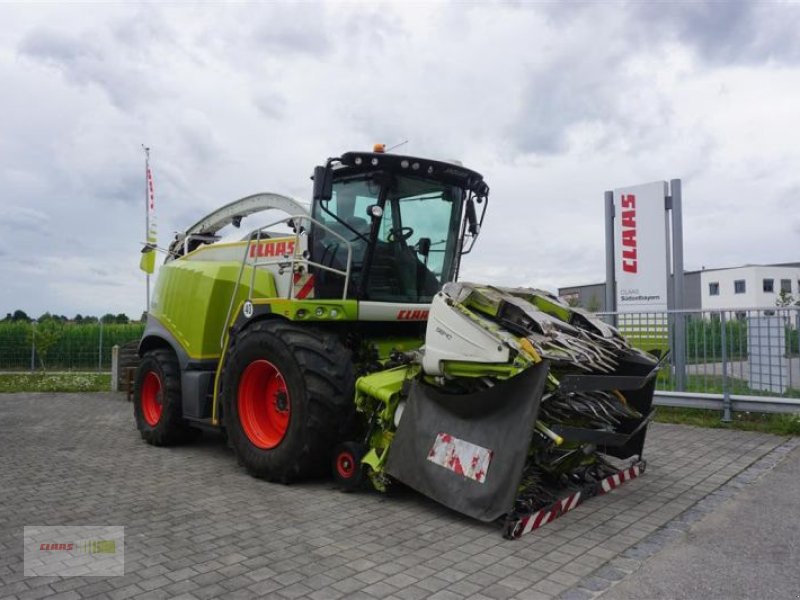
<box><xmin>709</xmin><ymin>282</ymin><xmax>719</xmax><ymax>296</ymax></box>
<box><xmin>734</xmin><ymin>280</ymin><xmax>746</xmax><ymax>294</ymax></box>
<box><xmin>781</xmin><ymin>279</ymin><xmax>792</xmax><ymax>293</ymax></box>
<box><xmin>763</xmin><ymin>279</ymin><xmax>774</xmax><ymax>293</ymax></box>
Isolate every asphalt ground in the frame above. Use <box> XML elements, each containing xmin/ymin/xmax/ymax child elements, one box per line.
<box><xmin>599</xmin><ymin>443</ymin><xmax>800</xmax><ymax>600</ymax></box>
<box><xmin>0</xmin><ymin>393</ymin><xmax>795</xmax><ymax>600</ymax></box>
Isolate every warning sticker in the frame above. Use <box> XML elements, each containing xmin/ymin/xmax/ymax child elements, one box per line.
<box><xmin>427</xmin><ymin>433</ymin><xmax>493</xmax><ymax>483</ymax></box>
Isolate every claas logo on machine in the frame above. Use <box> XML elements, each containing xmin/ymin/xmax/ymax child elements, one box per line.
<box><xmin>397</xmin><ymin>309</ymin><xmax>429</xmax><ymax>320</ymax></box>
<box><xmin>249</xmin><ymin>240</ymin><xmax>296</xmax><ymax>259</ymax></box>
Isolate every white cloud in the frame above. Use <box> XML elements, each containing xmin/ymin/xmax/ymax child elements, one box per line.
<box><xmin>0</xmin><ymin>1</ymin><xmax>799</xmax><ymax>319</ymax></box>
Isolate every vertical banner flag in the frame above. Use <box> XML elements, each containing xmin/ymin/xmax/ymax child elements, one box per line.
<box><xmin>139</xmin><ymin>150</ymin><xmax>157</xmax><ymax>274</ymax></box>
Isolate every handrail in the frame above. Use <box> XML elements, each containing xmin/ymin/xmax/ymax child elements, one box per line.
<box><xmin>220</xmin><ymin>215</ymin><xmax>354</xmax><ymax>348</ymax></box>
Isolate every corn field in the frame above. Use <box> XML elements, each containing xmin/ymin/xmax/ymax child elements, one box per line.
<box><xmin>0</xmin><ymin>322</ymin><xmax>144</xmax><ymax>371</ymax></box>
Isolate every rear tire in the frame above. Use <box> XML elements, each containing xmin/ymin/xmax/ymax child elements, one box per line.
<box><xmin>222</xmin><ymin>320</ymin><xmax>355</xmax><ymax>482</ymax></box>
<box><xmin>134</xmin><ymin>348</ymin><xmax>195</xmax><ymax>445</ymax></box>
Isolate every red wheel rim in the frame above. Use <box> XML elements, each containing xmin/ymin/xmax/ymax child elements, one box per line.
<box><xmin>336</xmin><ymin>451</ymin><xmax>356</xmax><ymax>479</ymax></box>
<box><xmin>141</xmin><ymin>371</ymin><xmax>163</xmax><ymax>426</ymax></box>
<box><xmin>238</xmin><ymin>359</ymin><xmax>291</xmax><ymax>449</ymax></box>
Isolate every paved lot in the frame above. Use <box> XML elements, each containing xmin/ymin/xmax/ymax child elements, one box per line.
<box><xmin>0</xmin><ymin>393</ymin><xmax>792</xmax><ymax>600</ymax></box>
<box><xmin>602</xmin><ymin>444</ymin><xmax>800</xmax><ymax>600</ymax></box>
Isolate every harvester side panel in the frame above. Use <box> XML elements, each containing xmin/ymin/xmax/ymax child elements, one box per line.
<box><xmin>385</xmin><ymin>361</ymin><xmax>550</xmax><ymax>522</ymax></box>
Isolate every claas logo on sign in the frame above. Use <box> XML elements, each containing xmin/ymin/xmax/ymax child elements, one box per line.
<box><xmin>621</xmin><ymin>194</ymin><xmax>637</xmax><ymax>273</ymax></box>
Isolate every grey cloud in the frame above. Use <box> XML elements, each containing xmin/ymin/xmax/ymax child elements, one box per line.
<box><xmin>253</xmin><ymin>91</ymin><xmax>287</xmax><ymax>120</ymax></box>
<box><xmin>633</xmin><ymin>1</ymin><xmax>800</xmax><ymax>65</ymax></box>
<box><xmin>0</xmin><ymin>206</ymin><xmax>51</xmax><ymax>234</ymax></box>
<box><xmin>177</xmin><ymin>119</ymin><xmax>226</xmax><ymax>170</ymax></box>
<box><xmin>250</xmin><ymin>4</ymin><xmax>332</xmax><ymax>56</ymax></box>
<box><xmin>510</xmin><ymin>51</ymin><xmax>671</xmax><ymax>155</ymax></box>
<box><xmin>111</xmin><ymin>9</ymin><xmax>171</xmax><ymax>49</ymax></box>
<box><xmin>341</xmin><ymin>9</ymin><xmax>404</xmax><ymax>49</ymax></box>
<box><xmin>18</xmin><ymin>28</ymin><xmax>98</xmax><ymax>63</ymax></box>
<box><xmin>18</xmin><ymin>27</ymin><xmax>155</xmax><ymax>110</ymax></box>
<box><xmin>89</xmin><ymin>171</ymin><xmax>141</xmax><ymax>206</ymax></box>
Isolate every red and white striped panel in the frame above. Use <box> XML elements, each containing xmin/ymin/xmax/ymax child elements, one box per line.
<box><xmin>292</xmin><ymin>272</ymin><xmax>315</xmax><ymax>299</ymax></box>
<box><xmin>507</xmin><ymin>461</ymin><xmax>646</xmax><ymax>539</ymax></box>
<box><xmin>517</xmin><ymin>491</ymin><xmax>582</xmax><ymax>536</ymax></box>
<box><xmin>599</xmin><ymin>464</ymin><xmax>641</xmax><ymax>494</ymax></box>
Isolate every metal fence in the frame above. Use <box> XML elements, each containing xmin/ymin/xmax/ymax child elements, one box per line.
<box><xmin>0</xmin><ymin>321</ymin><xmax>144</xmax><ymax>372</ymax></box>
<box><xmin>599</xmin><ymin>306</ymin><xmax>800</xmax><ymax>417</ymax></box>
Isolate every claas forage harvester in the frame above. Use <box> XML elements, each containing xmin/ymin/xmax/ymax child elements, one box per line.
<box><xmin>134</xmin><ymin>148</ymin><xmax>660</xmax><ymax>538</ymax></box>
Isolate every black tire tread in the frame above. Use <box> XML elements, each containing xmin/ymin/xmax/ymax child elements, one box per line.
<box><xmin>134</xmin><ymin>348</ymin><xmax>195</xmax><ymax>446</ymax></box>
<box><xmin>222</xmin><ymin>319</ymin><xmax>355</xmax><ymax>482</ymax></box>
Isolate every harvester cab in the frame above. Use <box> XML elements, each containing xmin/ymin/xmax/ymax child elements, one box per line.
<box><xmin>308</xmin><ymin>148</ymin><xmax>488</xmax><ymax>302</ymax></box>
<box><xmin>135</xmin><ymin>147</ymin><xmax>661</xmax><ymax>540</ymax></box>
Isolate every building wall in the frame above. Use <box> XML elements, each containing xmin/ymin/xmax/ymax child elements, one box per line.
<box><xmin>683</xmin><ymin>271</ymin><xmax>702</xmax><ymax>310</ymax></box>
<box><xmin>559</xmin><ymin>273</ymin><xmax>700</xmax><ymax>312</ymax></box>
<box><xmin>559</xmin><ymin>264</ymin><xmax>799</xmax><ymax>312</ymax></box>
<box><xmin>700</xmin><ymin>266</ymin><xmax>800</xmax><ymax>310</ymax></box>
<box><xmin>558</xmin><ymin>283</ymin><xmax>606</xmax><ymax>312</ymax></box>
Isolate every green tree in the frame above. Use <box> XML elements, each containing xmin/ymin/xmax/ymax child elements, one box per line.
<box><xmin>115</xmin><ymin>313</ymin><xmax>130</xmax><ymax>324</ymax></box>
<box><xmin>28</xmin><ymin>319</ymin><xmax>64</xmax><ymax>372</ymax></box>
<box><xmin>776</xmin><ymin>289</ymin><xmax>798</xmax><ymax>307</ymax></box>
<box><xmin>101</xmin><ymin>313</ymin><xmax>116</xmax><ymax>324</ymax></box>
<box><xmin>12</xmin><ymin>310</ymin><xmax>30</xmax><ymax>322</ymax></box>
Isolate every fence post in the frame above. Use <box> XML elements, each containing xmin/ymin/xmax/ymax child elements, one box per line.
<box><xmin>98</xmin><ymin>320</ymin><xmax>104</xmax><ymax>372</ymax></box>
<box><xmin>720</xmin><ymin>311</ymin><xmax>732</xmax><ymax>422</ymax></box>
<box><xmin>111</xmin><ymin>345</ymin><xmax>119</xmax><ymax>392</ymax></box>
<box><xmin>675</xmin><ymin>312</ymin><xmax>686</xmax><ymax>391</ymax></box>
<box><xmin>30</xmin><ymin>321</ymin><xmax>36</xmax><ymax>372</ymax></box>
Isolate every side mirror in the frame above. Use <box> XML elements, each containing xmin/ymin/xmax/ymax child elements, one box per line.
<box><xmin>465</xmin><ymin>198</ymin><xmax>479</xmax><ymax>235</ymax></box>
<box><xmin>416</xmin><ymin>237</ymin><xmax>431</xmax><ymax>257</ymax></box>
<box><xmin>312</xmin><ymin>165</ymin><xmax>333</xmax><ymax>201</ymax></box>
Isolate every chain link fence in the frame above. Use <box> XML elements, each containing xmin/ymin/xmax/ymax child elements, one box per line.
<box><xmin>0</xmin><ymin>321</ymin><xmax>144</xmax><ymax>372</ymax></box>
<box><xmin>599</xmin><ymin>307</ymin><xmax>800</xmax><ymax>406</ymax></box>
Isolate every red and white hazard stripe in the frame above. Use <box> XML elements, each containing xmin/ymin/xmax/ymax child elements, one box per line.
<box><xmin>293</xmin><ymin>272</ymin><xmax>315</xmax><ymax>299</ymax></box>
<box><xmin>507</xmin><ymin>461</ymin><xmax>646</xmax><ymax>540</ymax></box>
<box><xmin>517</xmin><ymin>490</ymin><xmax>582</xmax><ymax>536</ymax></box>
<box><xmin>599</xmin><ymin>463</ymin><xmax>641</xmax><ymax>494</ymax></box>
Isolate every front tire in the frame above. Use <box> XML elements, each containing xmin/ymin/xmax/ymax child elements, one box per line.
<box><xmin>222</xmin><ymin>320</ymin><xmax>355</xmax><ymax>482</ymax></box>
<box><xmin>134</xmin><ymin>348</ymin><xmax>194</xmax><ymax>445</ymax></box>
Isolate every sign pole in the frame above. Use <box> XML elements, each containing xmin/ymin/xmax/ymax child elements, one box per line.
<box><xmin>670</xmin><ymin>179</ymin><xmax>686</xmax><ymax>390</ymax></box>
<box><xmin>604</xmin><ymin>190</ymin><xmax>616</xmax><ymax>324</ymax></box>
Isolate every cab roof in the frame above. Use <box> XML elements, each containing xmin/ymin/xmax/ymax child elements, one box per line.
<box><xmin>335</xmin><ymin>151</ymin><xmax>489</xmax><ymax>196</ymax></box>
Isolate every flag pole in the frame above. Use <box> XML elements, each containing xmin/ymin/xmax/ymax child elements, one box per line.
<box><xmin>143</xmin><ymin>145</ymin><xmax>151</xmax><ymax>313</ymax></box>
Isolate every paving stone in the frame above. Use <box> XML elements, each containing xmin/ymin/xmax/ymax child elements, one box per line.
<box><xmin>481</xmin><ymin>583</ymin><xmax>518</xmax><ymax>600</ymax></box>
<box><xmin>0</xmin><ymin>395</ymin><xmax>787</xmax><ymax>600</ymax></box>
<box><xmin>579</xmin><ymin>576</ymin><xmax>612</xmax><ymax>592</ymax></box>
<box><xmin>558</xmin><ymin>588</ymin><xmax>594</xmax><ymax>600</ymax></box>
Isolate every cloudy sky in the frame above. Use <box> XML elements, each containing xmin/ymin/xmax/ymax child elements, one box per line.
<box><xmin>1</xmin><ymin>1</ymin><xmax>799</xmax><ymax>319</ymax></box>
